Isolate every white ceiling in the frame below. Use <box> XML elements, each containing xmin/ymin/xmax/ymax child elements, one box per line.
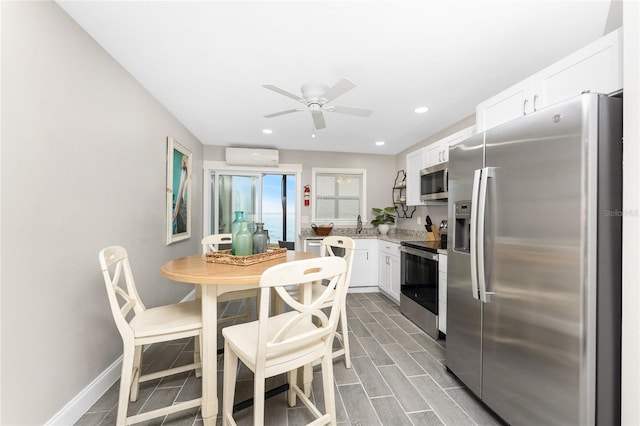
<box><xmin>57</xmin><ymin>1</ymin><xmax>615</xmax><ymax>155</ymax></box>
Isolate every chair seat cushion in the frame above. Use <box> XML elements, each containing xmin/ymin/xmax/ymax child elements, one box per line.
<box><xmin>222</xmin><ymin>311</ymin><xmax>324</xmax><ymax>369</ymax></box>
<box><xmin>130</xmin><ymin>301</ymin><xmax>201</xmax><ymax>338</ymax></box>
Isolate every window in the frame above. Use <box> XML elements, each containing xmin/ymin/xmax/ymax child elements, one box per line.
<box><xmin>312</xmin><ymin>168</ymin><xmax>366</xmax><ymax>224</ymax></box>
<box><xmin>203</xmin><ymin>161</ymin><xmax>302</xmax><ymax>245</ymax></box>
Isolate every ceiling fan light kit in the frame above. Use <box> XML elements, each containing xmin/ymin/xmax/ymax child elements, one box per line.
<box><xmin>263</xmin><ymin>78</ymin><xmax>373</xmax><ymax>131</ymax></box>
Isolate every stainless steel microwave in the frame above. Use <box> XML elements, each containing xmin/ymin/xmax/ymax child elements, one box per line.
<box><xmin>420</xmin><ymin>163</ymin><xmax>448</xmax><ymax>201</ymax></box>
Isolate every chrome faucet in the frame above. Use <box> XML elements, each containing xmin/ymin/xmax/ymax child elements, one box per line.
<box><xmin>356</xmin><ymin>214</ymin><xmax>363</xmax><ymax>234</ymax></box>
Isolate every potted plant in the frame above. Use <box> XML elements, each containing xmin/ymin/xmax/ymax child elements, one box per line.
<box><xmin>371</xmin><ymin>206</ymin><xmax>396</xmax><ymax>235</ymax></box>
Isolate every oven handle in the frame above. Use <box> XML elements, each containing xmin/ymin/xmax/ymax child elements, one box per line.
<box><xmin>400</xmin><ymin>246</ymin><xmax>438</xmax><ymax>261</ymax></box>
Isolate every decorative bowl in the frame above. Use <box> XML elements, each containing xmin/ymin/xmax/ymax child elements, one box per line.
<box><xmin>311</xmin><ymin>223</ymin><xmax>334</xmax><ymax>236</ymax></box>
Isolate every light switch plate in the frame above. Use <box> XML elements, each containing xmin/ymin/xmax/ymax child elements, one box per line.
<box><xmin>417</xmin><ymin>216</ymin><xmax>422</xmax><ymax>225</ymax></box>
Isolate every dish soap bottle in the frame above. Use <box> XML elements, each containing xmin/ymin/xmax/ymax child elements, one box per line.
<box><xmin>231</xmin><ymin>211</ymin><xmax>244</xmax><ymax>255</ymax></box>
<box><xmin>235</xmin><ymin>221</ymin><xmax>253</xmax><ymax>256</ymax></box>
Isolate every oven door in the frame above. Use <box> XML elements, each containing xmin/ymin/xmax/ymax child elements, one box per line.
<box><xmin>400</xmin><ymin>246</ymin><xmax>439</xmax><ymax>314</ymax></box>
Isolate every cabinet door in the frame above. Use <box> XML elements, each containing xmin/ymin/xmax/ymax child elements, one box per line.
<box><xmin>533</xmin><ymin>28</ymin><xmax>622</xmax><ymax>110</ymax></box>
<box><xmin>351</xmin><ymin>239</ymin><xmax>378</xmax><ymax>288</ymax></box>
<box><xmin>476</xmin><ymin>79</ymin><xmax>532</xmax><ymax>133</ymax></box>
<box><xmin>378</xmin><ymin>255</ymin><xmax>390</xmax><ymax>293</ymax></box>
<box><xmin>388</xmin><ymin>253</ymin><xmax>401</xmax><ymax>303</ymax></box>
<box><xmin>440</xmin><ymin>126</ymin><xmax>476</xmax><ymax>163</ymax></box>
<box><xmin>425</xmin><ymin>141</ymin><xmax>444</xmax><ymax>167</ymax></box>
<box><xmin>379</xmin><ymin>242</ymin><xmax>401</xmax><ymax>302</ymax></box>
<box><xmin>405</xmin><ymin>149</ymin><xmax>426</xmax><ymax>206</ymax></box>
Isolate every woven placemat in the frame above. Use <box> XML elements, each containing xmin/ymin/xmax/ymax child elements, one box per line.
<box><xmin>204</xmin><ymin>247</ymin><xmax>287</xmax><ymax>266</ymax></box>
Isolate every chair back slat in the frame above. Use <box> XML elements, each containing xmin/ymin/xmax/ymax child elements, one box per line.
<box><xmin>99</xmin><ymin>246</ymin><xmax>146</xmax><ymax>340</ymax></box>
<box><xmin>321</xmin><ymin>236</ymin><xmax>355</xmax><ymax>285</ymax></box>
<box><xmin>201</xmin><ymin>234</ymin><xmax>232</xmax><ymax>253</ymax></box>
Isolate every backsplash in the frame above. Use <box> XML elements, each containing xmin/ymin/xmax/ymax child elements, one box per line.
<box><xmin>300</xmin><ymin>226</ymin><xmax>428</xmax><ymax>240</ymax></box>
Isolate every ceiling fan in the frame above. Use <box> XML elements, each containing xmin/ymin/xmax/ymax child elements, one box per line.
<box><xmin>262</xmin><ymin>79</ymin><xmax>373</xmax><ymax>130</ymax></box>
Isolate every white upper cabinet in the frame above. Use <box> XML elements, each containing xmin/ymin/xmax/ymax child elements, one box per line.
<box><xmin>477</xmin><ymin>28</ymin><xmax>622</xmax><ymax>132</ymax></box>
<box><xmin>405</xmin><ymin>126</ymin><xmax>475</xmax><ymax>206</ymax></box>
<box><xmin>425</xmin><ymin>126</ymin><xmax>476</xmax><ymax>168</ymax></box>
<box><xmin>405</xmin><ymin>148</ymin><xmax>426</xmax><ymax>206</ymax></box>
<box><xmin>440</xmin><ymin>126</ymin><xmax>476</xmax><ymax>160</ymax></box>
<box><xmin>424</xmin><ymin>142</ymin><xmax>445</xmax><ymax>168</ymax></box>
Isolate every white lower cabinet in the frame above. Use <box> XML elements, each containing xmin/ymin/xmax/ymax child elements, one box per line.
<box><xmin>351</xmin><ymin>239</ymin><xmax>378</xmax><ymax>290</ymax></box>
<box><xmin>438</xmin><ymin>253</ymin><xmax>447</xmax><ymax>334</ymax></box>
<box><xmin>378</xmin><ymin>241</ymin><xmax>401</xmax><ymax>303</ymax></box>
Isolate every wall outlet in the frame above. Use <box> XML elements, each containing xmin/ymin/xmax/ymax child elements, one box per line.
<box><xmin>417</xmin><ymin>216</ymin><xmax>422</xmax><ymax>225</ymax></box>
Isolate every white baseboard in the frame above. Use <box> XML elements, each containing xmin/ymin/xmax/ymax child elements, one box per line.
<box><xmin>348</xmin><ymin>286</ymin><xmax>379</xmax><ymax>293</ymax></box>
<box><xmin>45</xmin><ymin>290</ymin><xmax>198</xmax><ymax>425</ymax></box>
<box><xmin>46</xmin><ymin>355</ymin><xmax>122</xmax><ymax>425</ymax></box>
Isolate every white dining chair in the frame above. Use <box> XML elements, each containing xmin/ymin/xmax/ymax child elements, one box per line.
<box><xmin>221</xmin><ymin>256</ymin><xmax>348</xmax><ymax>426</ymax></box>
<box><xmin>99</xmin><ymin>246</ymin><xmax>202</xmax><ymax>426</ymax></box>
<box><xmin>319</xmin><ymin>236</ymin><xmax>355</xmax><ymax>368</ymax></box>
<box><xmin>275</xmin><ymin>236</ymin><xmax>355</xmax><ymax>368</ymax></box>
<box><xmin>201</xmin><ymin>234</ymin><xmax>257</xmax><ymax>323</ymax></box>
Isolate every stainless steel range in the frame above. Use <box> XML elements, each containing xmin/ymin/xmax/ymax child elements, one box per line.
<box><xmin>399</xmin><ymin>240</ymin><xmax>444</xmax><ymax>339</ymax></box>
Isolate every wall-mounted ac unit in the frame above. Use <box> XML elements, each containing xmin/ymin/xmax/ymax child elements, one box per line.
<box><xmin>225</xmin><ymin>147</ymin><xmax>279</xmax><ymax>167</ymax></box>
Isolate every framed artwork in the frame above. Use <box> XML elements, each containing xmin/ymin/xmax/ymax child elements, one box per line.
<box><xmin>166</xmin><ymin>137</ymin><xmax>192</xmax><ymax>244</ymax></box>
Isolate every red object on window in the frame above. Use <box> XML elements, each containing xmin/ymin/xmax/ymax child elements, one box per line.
<box><xmin>304</xmin><ymin>185</ymin><xmax>310</xmax><ymax>206</ymax></box>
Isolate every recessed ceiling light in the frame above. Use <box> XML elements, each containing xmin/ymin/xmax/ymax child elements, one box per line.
<box><xmin>262</xmin><ymin>129</ymin><xmax>273</xmax><ymax>134</ymax></box>
<box><xmin>414</xmin><ymin>106</ymin><xmax>429</xmax><ymax>114</ymax></box>
<box><xmin>311</xmin><ymin>133</ymin><xmax>316</xmax><ymax>138</ymax></box>
<box><xmin>375</xmin><ymin>141</ymin><xmax>385</xmax><ymax>146</ymax></box>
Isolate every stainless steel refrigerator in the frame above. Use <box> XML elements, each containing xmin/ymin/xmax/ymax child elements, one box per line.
<box><xmin>446</xmin><ymin>93</ymin><xmax>622</xmax><ymax>425</ymax></box>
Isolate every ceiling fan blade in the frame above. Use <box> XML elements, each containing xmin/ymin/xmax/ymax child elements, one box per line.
<box><xmin>263</xmin><ymin>109</ymin><xmax>301</xmax><ymax>118</ymax></box>
<box><xmin>262</xmin><ymin>85</ymin><xmax>305</xmax><ymax>103</ymax></box>
<box><xmin>321</xmin><ymin>79</ymin><xmax>356</xmax><ymax>103</ymax></box>
<box><xmin>329</xmin><ymin>105</ymin><xmax>373</xmax><ymax>117</ymax></box>
<box><xmin>311</xmin><ymin>110</ymin><xmax>326</xmax><ymax>130</ymax></box>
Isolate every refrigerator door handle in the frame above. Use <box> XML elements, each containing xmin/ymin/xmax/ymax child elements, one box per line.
<box><xmin>478</xmin><ymin>166</ymin><xmax>496</xmax><ymax>303</ymax></box>
<box><xmin>470</xmin><ymin>169</ymin><xmax>482</xmax><ymax>300</ymax></box>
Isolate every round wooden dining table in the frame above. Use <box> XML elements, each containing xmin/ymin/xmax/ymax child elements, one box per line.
<box><xmin>160</xmin><ymin>250</ymin><xmax>316</xmax><ymax>426</ymax></box>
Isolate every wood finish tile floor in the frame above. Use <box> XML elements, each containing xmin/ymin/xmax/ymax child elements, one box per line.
<box><xmin>76</xmin><ymin>293</ymin><xmax>505</xmax><ymax>425</ymax></box>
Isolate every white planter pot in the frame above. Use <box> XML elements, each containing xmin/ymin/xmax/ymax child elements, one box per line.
<box><xmin>378</xmin><ymin>224</ymin><xmax>390</xmax><ymax>235</ymax></box>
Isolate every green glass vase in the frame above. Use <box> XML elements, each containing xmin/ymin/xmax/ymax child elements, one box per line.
<box><xmin>235</xmin><ymin>221</ymin><xmax>253</xmax><ymax>256</ymax></box>
<box><xmin>230</xmin><ymin>211</ymin><xmax>244</xmax><ymax>255</ymax></box>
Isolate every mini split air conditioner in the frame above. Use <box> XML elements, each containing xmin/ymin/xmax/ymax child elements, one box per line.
<box><xmin>225</xmin><ymin>147</ymin><xmax>279</xmax><ymax>167</ymax></box>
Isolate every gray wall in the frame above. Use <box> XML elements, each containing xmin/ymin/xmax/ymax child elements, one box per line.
<box><xmin>203</xmin><ymin>146</ymin><xmax>397</xmax><ymax>227</ymax></box>
<box><xmin>1</xmin><ymin>2</ymin><xmax>203</xmax><ymax>424</ymax></box>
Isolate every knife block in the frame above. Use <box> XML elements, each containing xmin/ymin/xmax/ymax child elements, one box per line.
<box><xmin>426</xmin><ymin>227</ymin><xmax>440</xmax><ymax>241</ymax></box>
